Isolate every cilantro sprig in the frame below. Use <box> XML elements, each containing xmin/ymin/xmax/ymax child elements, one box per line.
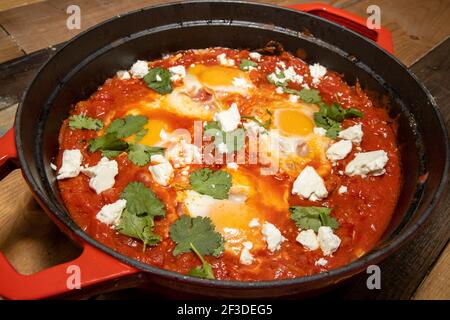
<box><xmin>69</xmin><ymin>114</ymin><xmax>103</xmax><ymax>131</ymax></box>
<box><xmin>143</xmin><ymin>67</ymin><xmax>173</xmax><ymax>94</ymax></box>
<box><xmin>128</xmin><ymin>144</ymin><xmax>165</xmax><ymax>166</ymax></box>
<box><xmin>239</xmin><ymin>59</ymin><xmax>258</xmax><ymax>71</ymax></box>
<box><xmin>204</xmin><ymin>121</ymin><xmax>245</xmax><ymax>153</ymax></box>
<box><xmin>116</xmin><ymin>182</ymin><xmax>166</xmax><ymax>249</ymax></box>
<box><xmin>314</xmin><ymin>103</ymin><xmax>363</xmax><ymax>139</ymax></box>
<box><xmin>188</xmin><ymin>243</ymin><xmax>215</xmax><ymax>279</ymax></box>
<box><xmin>106</xmin><ymin>115</ymin><xmax>148</xmax><ymax>138</ymax></box>
<box><xmin>189</xmin><ymin>168</ymin><xmax>232</xmax><ymax>200</ymax></box>
<box><xmin>289</xmin><ymin>206</ymin><xmax>339</xmax><ymax>232</ymax></box>
<box><xmin>283</xmin><ymin>88</ymin><xmax>322</xmax><ymax>104</ymax></box>
<box><xmin>241</xmin><ymin>109</ymin><xmax>273</xmax><ymax>130</ymax></box>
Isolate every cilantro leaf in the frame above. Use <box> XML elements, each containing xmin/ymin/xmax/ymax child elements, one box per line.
<box><xmin>241</xmin><ymin>109</ymin><xmax>272</xmax><ymax>130</ymax></box>
<box><xmin>116</xmin><ymin>209</ymin><xmax>160</xmax><ymax>249</ymax></box>
<box><xmin>143</xmin><ymin>67</ymin><xmax>173</xmax><ymax>94</ymax></box>
<box><xmin>69</xmin><ymin>114</ymin><xmax>103</xmax><ymax>131</ymax></box>
<box><xmin>189</xmin><ymin>168</ymin><xmax>232</xmax><ymax>200</ymax></box>
<box><xmin>120</xmin><ymin>182</ymin><xmax>166</xmax><ymax>218</ymax></box>
<box><xmin>188</xmin><ymin>243</ymin><xmax>215</xmax><ymax>280</ymax></box>
<box><xmin>106</xmin><ymin>115</ymin><xmax>148</xmax><ymax>138</ymax></box>
<box><xmin>267</xmin><ymin>70</ymin><xmax>286</xmax><ymax>86</ymax></box>
<box><xmin>284</xmin><ymin>88</ymin><xmax>322</xmax><ymax>104</ymax></box>
<box><xmin>169</xmin><ymin>215</ymin><xmax>224</xmax><ymax>257</ymax></box>
<box><xmin>289</xmin><ymin>206</ymin><xmax>339</xmax><ymax>232</ymax></box>
<box><xmin>313</xmin><ymin>103</ymin><xmax>363</xmax><ymax>139</ymax></box>
<box><xmin>88</xmin><ymin>133</ymin><xmax>128</xmax><ymax>153</ymax></box>
<box><xmin>127</xmin><ymin>144</ymin><xmax>165</xmax><ymax>166</ymax></box>
<box><xmin>239</xmin><ymin>59</ymin><xmax>258</xmax><ymax>71</ymax></box>
<box><xmin>117</xmin><ymin>182</ymin><xmax>166</xmax><ymax>250</ymax></box>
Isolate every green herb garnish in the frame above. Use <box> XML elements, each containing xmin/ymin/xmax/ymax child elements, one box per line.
<box><xmin>313</xmin><ymin>103</ymin><xmax>363</xmax><ymax>139</ymax></box>
<box><xmin>143</xmin><ymin>67</ymin><xmax>173</xmax><ymax>94</ymax></box>
<box><xmin>239</xmin><ymin>59</ymin><xmax>258</xmax><ymax>71</ymax></box>
<box><xmin>106</xmin><ymin>115</ymin><xmax>148</xmax><ymax>138</ymax></box>
<box><xmin>188</xmin><ymin>243</ymin><xmax>215</xmax><ymax>280</ymax></box>
<box><xmin>204</xmin><ymin>121</ymin><xmax>246</xmax><ymax>153</ymax></box>
<box><xmin>169</xmin><ymin>215</ymin><xmax>224</xmax><ymax>257</ymax></box>
<box><xmin>284</xmin><ymin>88</ymin><xmax>322</xmax><ymax>104</ymax></box>
<box><xmin>189</xmin><ymin>168</ymin><xmax>232</xmax><ymax>200</ymax></box>
<box><xmin>127</xmin><ymin>144</ymin><xmax>165</xmax><ymax>166</ymax></box>
<box><xmin>69</xmin><ymin>114</ymin><xmax>103</xmax><ymax>131</ymax></box>
<box><xmin>289</xmin><ymin>206</ymin><xmax>339</xmax><ymax>232</ymax></box>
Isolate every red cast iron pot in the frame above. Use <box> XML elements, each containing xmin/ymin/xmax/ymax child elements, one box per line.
<box><xmin>0</xmin><ymin>1</ymin><xmax>448</xmax><ymax>299</ymax></box>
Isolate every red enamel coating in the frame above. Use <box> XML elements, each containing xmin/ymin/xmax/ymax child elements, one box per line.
<box><xmin>289</xmin><ymin>3</ymin><xmax>394</xmax><ymax>53</ymax></box>
<box><xmin>0</xmin><ymin>3</ymin><xmax>394</xmax><ymax>299</ymax></box>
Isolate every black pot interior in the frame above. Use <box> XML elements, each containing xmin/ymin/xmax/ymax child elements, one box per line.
<box><xmin>16</xmin><ymin>1</ymin><xmax>448</xmax><ymax>297</ymax></box>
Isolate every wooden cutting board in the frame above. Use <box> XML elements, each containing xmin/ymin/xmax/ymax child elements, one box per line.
<box><xmin>0</xmin><ymin>0</ymin><xmax>449</xmax><ymax>299</ymax></box>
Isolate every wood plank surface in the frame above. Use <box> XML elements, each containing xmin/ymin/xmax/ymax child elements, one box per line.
<box><xmin>0</xmin><ymin>0</ymin><xmax>448</xmax><ymax>299</ymax></box>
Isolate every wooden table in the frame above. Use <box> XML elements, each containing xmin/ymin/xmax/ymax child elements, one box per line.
<box><xmin>0</xmin><ymin>0</ymin><xmax>448</xmax><ymax>300</ymax></box>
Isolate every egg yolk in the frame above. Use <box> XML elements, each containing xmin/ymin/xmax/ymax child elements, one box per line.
<box><xmin>189</xmin><ymin>64</ymin><xmax>246</xmax><ymax>87</ymax></box>
<box><xmin>275</xmin><ymin>109</ymin><xmax>314</xmax><ymax>136</ymax></box>
<box><xmin>124</xmin><ymin>118</ymin><xmax>169</xmax><ymax>146</ymax></box>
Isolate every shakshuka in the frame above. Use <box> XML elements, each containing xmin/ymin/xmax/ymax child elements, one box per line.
<box><xmin>55</xmin><ymin>47</ymin><xmax>402</xmax><ymax>280</ymax></box>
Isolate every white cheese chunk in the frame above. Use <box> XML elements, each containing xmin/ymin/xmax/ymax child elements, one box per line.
<box><xmin>81</xmin><ymin>157</ymin><xmax>118</xmax><ymax>194</ymax></box>
<box><xmin>249</xmin><ymin>52</ymin><xmax>262</xmax><ymax>61</ymax></box>
<box><xmin>239</xmin><ymin>241</ymin><xmax>254</xmax><ymax>265</ymax></box>
<box><xmin>130</xmin><ymin>60</ymin><xmax>149</xmax><ymax>78</ymax></box>
<box><xmin>248</xmin><ymin>218</ymin><xmax>260</xmax><ymax>228</ymax></box>
<box><xmin>326</xmin><ymin>140</ymin><xmax>353</xmax><ymax>161</ymax></box>
<box><xmin>275</xmin><ymin>86</ymin><xmax>284</xmax><ymax>94</ymax></box>
<box><xmin>227</xmin><ymin>162</ymin><xmax>238</xmax><ymax>170</ymax></box>
<box><xmin>296</xmin><ymin>229</ymin><xmax>320</xmax><ymax>251</ymax></box>
<box><xmin>289</xmin><ymin>94</ymin><xmax>299</xmax><ymax>103</ymax></box>
<box><xmin>217</xmin><ymin>53</ymin><xmax>235</xmax><ymax>66</ymax></box>
<box><xmin>338</xmin><ymin>185</ymin><xmax>348</xmax><ymax>194</ymax></box>
<box><xmin>345</xmin><ymin>150</ymin><xmax>388</xmax><ymax>177</ymax></box>
<box><xmin>292</xmin><ymin>166</ymin><xmax>328</xmax><ymax>201</ymax></box>
<box><xmin>338</xmin><ymin>124</ymin><xmax>363</xmax><ymax>144</ymax></box>
<box><xmin>315</xmin><ymin>258</ymin><xmax>328</xmax><ymax>267</ymax></box>
<box><xmin>50</xmin><ymin>163</ymin><xmax>57</xmax><ymax>171</ymax></box>
<box><xmin>261</xmin><ymin>222</ymin><xmax>285</xmax><ymax>252</ymax></box>
<box><xmin>168</xmin><ymin>65</ymin><xmax>186</xmax><ymax>81</ymax></box>
<box><xmin>57</xmin><ymin>150</ymin><xmax>83</xmax><ymax>180</ymax></box>
<box><xmin>309</xmin><ymin>63</ymin><xmax>327</xmax><ymax>84</ymax></box>
<box><xmin>213</xmin><ymin>103</ymin><xmax>241</xmax><ymax>132</ymax></box>
<box><xmin>318</xmin><ymin>226</ymin><xmax>341</xmax><ymax>256</ymax></box>
<box><xmin>116</xmin><ymin>70</ymin><xmax>131</xmax><ymax>80</ymax></box>
<box><xmin>96</xmin><ymin>199</ymin><xmax>127</xmax><ymax>226</ymax></box>
<box><xmin>313</xmin><ymin>127</ymin><xmax>327</xmax><ymax>136</ymax></box>
<box><xmin>148</xmin><ymin>155</ymin><xmax>174</xmax><ymax>186</ymax></box>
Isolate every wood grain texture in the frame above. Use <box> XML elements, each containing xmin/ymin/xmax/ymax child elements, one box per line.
<box><xmin>0</xmin><ymin>26</ymin><xmax>23</xmax><ymax>64</ymax></box>
<box><xmin>414</xmin><ymin>243</ymin><xmax>450</xmax><ymax>300</ymax></box>
<box><xmin>0</xmin><ymin>0</ymin><xmax>46</xmax><ymax>12</ymax></box>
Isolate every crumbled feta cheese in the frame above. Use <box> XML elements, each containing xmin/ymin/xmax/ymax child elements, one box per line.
<box><xmin>96</xmin><ymin>199</ymin><xmax>127</xmax><ymax>226</ymax></box>
<box><xmin>289</xmin><ymin>94</ymin><xmax>299</xmax><ymax>103</ymax></box>
<box><xmin>326</xmin><ymin>140</ymin><xmax>353</xmax><ymax>161</ymax></box>
<box><xmin>57</xmin><ymin>150</ymin><xmax>83</xmax><ymax>180</ymax></box>
<box><xmin>345</xmin><ymin>150</ymin><xmax>388</xmax><ymax>177</ymax></box>
<box><xmin>81</xmin><ymin>157</ymin><xmax>118</xmax><ymax>194</ymax></box>
<box><xmin>130</xmin><ymin>60</ymin><xmax>149</xmax><ymax>78</ymax></box>
<box><xmin>248</xmin><ymin>218</ymin><xmax>260</xmax><ymax>228</ymax></box>
<box><xmin>159</xmin><ymin>129</ymin><xmax>169</xmax><ymax>140</ymax></box>
<box><xmin>148</xmin><ymin>155</ymin><xmax>174</xmax><ymax>186</ymax></box>
<box><xmin>50</xmin><ymin>163</ymin><xmax>57</xmax><ymax>171</ymax></box>
<box><xmin>261</xmin><ymin>222</ymin><xmax>285</xmax><ymax>252</ymax></box>
<box><xmin>249</xmin><ymin>52</ymin><xmax>261</xmax><ymax>61</ymax></box>
<box><xmin>217</xmin><ymin>142</ymin><xmax>229</xmax><ymax>154</ymax></box>
<box><xmin>213</xmin><ymin>103</ymin><xmax>241</xmax><ymax>132</ymax></box>
<box><xmin>268</xmin><ymin>65</ymin><xmax>303</xmax><ymax>86</ymax></box>
<box><xmin>313</xmin><ymin>127</ymin><xmax>327</xmax><ymax>136</ymax></box>
<box><xmin>338</xmin><ymin>124</ymin><xmax>363</xmax><ymax>144</ymax></box>
<box><xmin>239</xmin><ymin>241</ymin><xmax>254</xmax><ymax>265</ymax></box>
<box><xmin>292</xmin><ymin>166</ymin><xmax>328</xmax><ymax>201</ymax></box>
<box><xmin>315</xmin><ymin>258</ymin><xmax>328</xmax><ymax>267</ymax></box>
<box><xmin>229</xmin><ymin>185</ymin><xmax>250</xmax><ymax>203</ymax></box>
<box><xmin>296</xmin><ymin>229</ymin><xmax>319</xmax><ymax>251</ymax></box>
<box><xmin>217</xmin><ymin>53</ymin><xmax>235</xmax><ymax>66</ymax></box>
<box><xmin>232</xmin><ymin>77</ymin><xmax>252</xmax><ymax>89</ymax></box>
<box><xmin>284</xmin><ymin>66</ymin><xmax>304</xmax><ymax>84</ymax></box>
<box><xmin>318</xmin><ymin>226</ymin><xmax>341</xmax><ymax>256</ymax></box>
<box><xmin>309</xmin><ymin>63</ymin><xmax>327</xmax><ymax>84</ymax></box>
<box><xmin>166</xmin><ymin>140</ymin><xmax>202</xmax><ymax>168</ymax></box>
<box><xmin>338</xmin><ymin>185</ymin><xmax>348</xmax><ymax>194</ymax></box>
<box><xmin>275</xmin><ymin>86</ymin><xmax>284</xmax><ymax>94</ymax></box>
<box><xmin>243</xmin><ymin>120</ymin><xmax>265</xmax><ymax>135</ymax></box>
<box><xmin>168</xmin><ymin>65</ymin><xmax>186</xmax><ymax>81</ymax></box>
<box><xmin>227</xmin><ymin>162</ymin><xmax>238</xmax><ymax>170</ymax></box>
<box><xmin>116</xmin><ymin>70</ymin><xmax>131</xmax><ymax>80</ymax></box>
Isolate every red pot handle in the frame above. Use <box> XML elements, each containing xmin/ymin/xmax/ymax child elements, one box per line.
<box><xmin>288</xmin><ymin>2</ymin><xmax>394</xmax><ymax>53</ymax></box>
<box><xmin>0</xmin><ymin>128</ymin><xmax>139</xmax><ymax>299</ymax></box>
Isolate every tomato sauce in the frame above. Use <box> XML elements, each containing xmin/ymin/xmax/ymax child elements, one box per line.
<box><xmin>57</xmin><ymin>48</ymin><xmax>402</xmax><ymax>281</ymax></box>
